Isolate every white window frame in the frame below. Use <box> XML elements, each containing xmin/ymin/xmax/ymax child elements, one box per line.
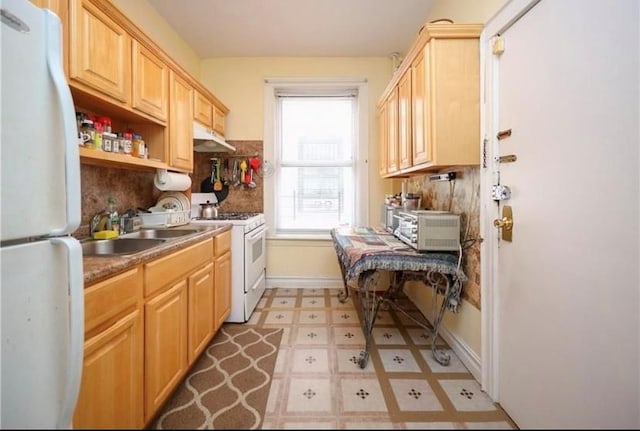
<box><xmin>264</xmin><ymin>77</ymin><xmax>369</xmax><ymax>239</ymax></box>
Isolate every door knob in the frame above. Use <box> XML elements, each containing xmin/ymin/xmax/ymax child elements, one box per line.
<box><xmin>493</xmin><ymin>217</ymin><xmax>513</xmax><ymax>230</ymax></box>
<box><xmin>493</xmin><ymin>205</ymin><xmax>513</xmax><ymax>241</ymax></box>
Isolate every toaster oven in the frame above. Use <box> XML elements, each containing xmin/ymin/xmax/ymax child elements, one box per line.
<box><xmin>395</xmin><ymin>210</ymin><xmax>461</xmax><ymax>251</ymax></box>
<box><xmin>381</xmin><ymin>204</ymin><xmax>402</xmax><ymax>233</ymax></box>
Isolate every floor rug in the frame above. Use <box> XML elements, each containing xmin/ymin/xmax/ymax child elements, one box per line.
<box><xmin>151</xmin><ymin>324</ymin><xmax>283</xmax><ymax>430</ymax></box>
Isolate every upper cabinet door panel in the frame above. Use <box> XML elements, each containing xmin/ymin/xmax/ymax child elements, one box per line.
<box><xmin>132</xmin><ymin>40</ymin><xmax>168</xmax><ymax>122</ymax></box>
<box><xmin>169</xmin><ymin>70</ymin><xmax>194</xmax><ymax>172</ymax></box>
<box><xmin>212</xmin><ymin>105</ymin><xmax>225</xmax><ymax>136</ymax></box>
<box><xmin>69</xmin><ymin>0</ymin><xmax>131</xmax><ymax>104</ymax></box>
<box><xmin>193</xmin><ymin>91</ymin><xmax>213</xmax><ymax>128</ymax></box>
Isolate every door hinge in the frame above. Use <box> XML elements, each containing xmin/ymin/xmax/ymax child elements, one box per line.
<box><xmin>482</xmin><ymin>137</ymin><xmax>488</xmax><ymax>168</ymax></box>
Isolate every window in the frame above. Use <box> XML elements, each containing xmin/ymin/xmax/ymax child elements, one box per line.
<box><xmin>264</xmin><ymin>79</ymin><xmax>368</xmax><ymax>237</ymax></box>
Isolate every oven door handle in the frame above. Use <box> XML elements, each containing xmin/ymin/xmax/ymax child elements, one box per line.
<box><xmin>246</xmin><ymin>225</ymin><xmax>268</xmax><ymax>241</ymax></box>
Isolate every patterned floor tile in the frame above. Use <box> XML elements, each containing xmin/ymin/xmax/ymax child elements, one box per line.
<box><xmin>340</xmin><ymin>377</ymin><xmax>388</xmax><ymax>413</ymax></box>
<box><xmin>286</xmin><ymin>378</ymin><xmax>333</xmax><ymax>413</ymax></box>
<box><xmin>301</xmin><ymin>288</ymin><xmax>325</xmax><ymax>296</ymax></box>
<box><xmin>378</xmin><ymin>349</ymin><xmax>422</xmax><ymax>373</ymax></box>
<box><xmin>271</xmin><ymin>297</ymin><xmax>297</xmax><ymax>308</ymax></box>
<box><xmin>336</xmin><ymin>348</ymin><xmax>376</xmax><ymax>373</ymax></box>
<box><xmin>273</xmin><ymin>346</ymin><xmax>290</xmax><ymax>374</ymax></box>
<box><xmin>388</xmin><ymin>378</ymin><xmax>443</xmax><ymax>412</ymax></box>
<box><xmin>405</xmin><ymin>327</ymin><xmax>444</xmax><ymax>346</ymax></box>
<box><xmin>372</xmin><ymin>310</ymin><xmax>395</xmax><ymax>326</ymax></box>
<box><xmin>247</xmin><ymin>310</ymin><xmax>261</xmax><ymax>325</ymax></box>
<box><xmin>300</xmin><ymin>296</ymin><xmax>326</xmax><ymax>308</ymax></box>
<box><xmin>329</xmin><ymin>295</ymin><xmax>355</xmax><ymax>308</ymax></box>
<box><xmin>264</xmin><ymin>310</ymin><xmax>295</xmax><ymax>324</ymax></box>
<box><xmin>273</xmin><ymin>287</ymin><xmax>298</xmax><ymax>296</ymax></box>
<box><xmin>294</xmin><ymin>326</ymin><xmax>329</xmax><ymax>345</ymax></box>
<box><xmin>332</xmin><ymin>309</ymin><xmax>360</xmax><ymax>325</ymax></box>
<box><xmin>266</xmin><ymin>378</ymin><xmax>282</xmax><ymax>414</ymax></box>
<box><xmin>291</xmin><ymin>348</ymin><xmax>330</xmax><ymax>373</ymax></box>
<box><xmin>372</xmin><ymin>327</ymin><xmax>406</xmax><ymax>345</ymax></box>
<box><xmin>298</xmin><ymin>310</ymin><xmax>328</xmax><ymax>324</ymax></box>
<box><xmin>332</xmin><ymin>326</ymin><xmax>365</xmax><ymax>346</ymax></box>
<box><xmin>258</xmin><ymin>287</ymin><xmax>511</xmax><ymax>428</ymax></box>
<box><xmin>420</xmin><ymin>349</ymin><xmax>469</xmax><ymax>373</ymax></box>
<box><xmin>438</xmin><ymin>379</ymin><xmax>497</xmax><ymax>412</ymax></box>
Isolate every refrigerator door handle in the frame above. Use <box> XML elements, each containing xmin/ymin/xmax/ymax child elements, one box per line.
<box><xmin>51</xmin><ymin>237</ymin><xmax>84</xmax><ymax>429</ymax></box>
<box><xmin>45</xmin><ymin>10</ymin><xmax>81</xmax><ymax>235</ymax></box>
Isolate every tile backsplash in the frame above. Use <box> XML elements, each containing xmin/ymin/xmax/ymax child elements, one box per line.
<box><xmin>191</xmin><ymin>140</ymin><xmax>264</xmax><ymax>213</ymax></box>
<box><xmin>78</xmin><ymin>140</ymin><xmax>265</xmax><ymax>237</ymax></box>
<box><xmin>416</xmin><ymin>166</ymin><xmax>481</xmax><ymax>309</ymax></box>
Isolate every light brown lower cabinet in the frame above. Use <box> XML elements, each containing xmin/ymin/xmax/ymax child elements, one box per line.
<box><xmin>73</xmin><ymin>267</ymin><xmax>144</xmax><ymax>429</ymax></box>
<box><xmin>144</xmin><ymin>279</ymin><xmax>188</xmax><ymax>423</ymax></box>
<box><xmin>188</xmin><ymin>262</ymin><xmax>215</xmax><ymax>363</ymax></box>
<box><xmin>74</xmin><ymin>234</ymin><xmax>228</xmax><ymax>428</ymax></box>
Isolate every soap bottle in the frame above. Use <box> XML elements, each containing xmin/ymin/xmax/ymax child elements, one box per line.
<box><xmin>107</xmin><ymin>196</ymin><xmax>120</xmax><ymax>233</ymax></box>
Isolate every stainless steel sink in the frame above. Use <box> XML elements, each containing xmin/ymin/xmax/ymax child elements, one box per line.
<box><xmin>81</xmin><ymin>238</ymin><xmax>166</xmax><ymax>256</ymax></box>
<box><xmin>120</xmin><ymin>229</ymin><xmax>200</xmax><ymax>239</ymax></box>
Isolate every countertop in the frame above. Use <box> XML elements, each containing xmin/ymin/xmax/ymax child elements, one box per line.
<box><xmin>82</xmin><ymin>223</ymin><xmax>232</xmax><ymax>286</ymax></box>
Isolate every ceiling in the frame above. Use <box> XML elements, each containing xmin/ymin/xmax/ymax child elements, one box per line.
<box><xmin>146</xmin><ymin>0</ymin><xmax>437</xmax><ymax>58</ymax></box>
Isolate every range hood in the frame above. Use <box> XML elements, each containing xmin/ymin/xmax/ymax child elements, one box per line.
<box><xmin>193</xmin><ymin>122</ymin><xmax>236</xmax><ymax>153</ymax></box>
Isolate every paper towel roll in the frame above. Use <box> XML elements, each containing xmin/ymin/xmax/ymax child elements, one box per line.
<box><xmin>154</xmin><ymin>170</ymin><xmax>192</xmax><ymax>191</ymax></box>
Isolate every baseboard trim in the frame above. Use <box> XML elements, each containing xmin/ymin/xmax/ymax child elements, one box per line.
<box><xmin>434</xmin><ymin>319</ymin><xmax>482</xmax><ymax>382</ymax></box>
<box><xmin>266</xmin><ymin>276</ymin><xmax>344</xmax><ymax>289</ymax></box>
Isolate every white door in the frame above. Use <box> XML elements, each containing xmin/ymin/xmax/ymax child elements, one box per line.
<box><xmin>482</xmin><ymin>0</ymin><xmax>639</xmax><ymax>428</ymax></box>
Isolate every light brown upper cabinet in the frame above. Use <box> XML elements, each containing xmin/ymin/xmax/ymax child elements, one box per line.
<box><xmin>212</xmin><ymin>105</ymin><xmax>226</xmax><ymax>136</ymax></box>
<box><xmin>69</xmin><ymin>0</ymin><xmax>131</xmax><ymax>105</ymax></box>
<box><xmin>398</xmin><ymin>68</ymin><xmax>412</xmax><ymax>170</ymax></box>
<box><xmin>385</xmin><ymin>88</ymin><xmax>399</xmax><ymax>175</ymax></box>
<box><xmin>169</xmin><ymin>70</ymin><xmax>194</xmax><ymax>172</ymax></box>
<box><xmin>132</xmin><ymin>40</ymin><xmax>168</xmax><ymax>122</ymax></box>
<box><xmin>378</xmin><ymin>103</ymin><xmax>388</xmax><ymax>177</ymax></box>
<box><xmin>379</xmin><ymin>23</ymin><xmax>482</xmax><ymax>177</ymax></box>
<box><xmin>194</xmin><ymin>90</ymin><xmax>213</xmax><ymax>128</ymax></box>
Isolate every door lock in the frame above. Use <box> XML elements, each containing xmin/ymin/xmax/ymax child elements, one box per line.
<box><xmin>493</xmin><ymin>205</ymin><xmax>513</xmax><ymax>241</ymax></box>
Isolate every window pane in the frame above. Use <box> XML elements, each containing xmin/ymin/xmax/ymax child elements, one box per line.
<box><xmin>277</xmin><ymin>166</ymin><xmax>354</xmax><ymax>232</ymax></box>
<box><xmin>281</xmin><ymin>98</ymin><xmax>353</xmax><ymax>162</ymax></box>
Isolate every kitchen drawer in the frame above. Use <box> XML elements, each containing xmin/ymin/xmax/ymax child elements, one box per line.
<box><xmin>144</xmin><ymin>239</ymin><xmax>212</xmax><ymax>297</ymax></box>
<box><xmin>84</xmin><ymin>266</ymin><xmax>142</xmax><ymax>336</ymax></box>
<box><xmin>214</xmin><ymin>230</ymin><xmax>231</xmax><ymax>257</ymax></box>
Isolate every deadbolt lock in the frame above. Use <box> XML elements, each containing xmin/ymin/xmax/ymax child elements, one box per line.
<box><xmin>493</xmin><ymin>205</ymin><xmax>513</xmax><ymax>241</ymax></box>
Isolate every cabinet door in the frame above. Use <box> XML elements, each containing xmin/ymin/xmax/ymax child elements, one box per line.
<box><xmin>73</xmin><ymin>309</ymin><xmax>143</xmax><ymax>429</ymax></box>
<box><xmin>212</xmin><ymin>105</ymin><xmax>226</xmax><ymax>136</ymax></box>
<box><xmin>132</xmin><ymin>40</ymin><xmax>168</xmax><ymax>122</ymax></box>
<box><xmin>214</xmin><ymin>251</ymin><xmax>231</xmax><ymax>331</ymax></box>
<box><xmin>386</xmin><ymin>88</ymin><xmax>399</xmax><ymax>174</ymax></box>
<box><xmin>169</xmin><ymin>70</ymin><xmax>194</xmax><ymax>171</ymax></box>
<box><xmin>144</xmin><ymin>280</ymin><xmax>188</xmax><ymax>422</ymax></box>
<box><xmin>69</xmin><ymin>0</ymin><xmax>131</xmax><ymax>104</ymax></box>
<box><xmin>411</xmin><ymin>46</ymin><xmax>432</xmax><ymax>166</ymax></box>
<box><xmin>378</xmin><ymin>103</ymin><xmax>388</xmax><ymax>177</ymax></box>
<box><xmin>194</xmin><ymin>90</ymin><xmax>213</xmax><ymax>128</ymax></box>
<box><xmin>398</xmin><ymin>69</ymin><xmax>413</xmax><ymax>169</ymax></box>
<box><xmin>188</xmin><ymin>262</ymin><xmax>215</xmax><ymax>364</ymax></box>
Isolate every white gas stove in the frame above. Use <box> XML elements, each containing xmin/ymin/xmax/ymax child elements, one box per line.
<box><xmin>190</xmin><ymin>193</ymin><xmax>267</xmax><ymax>323</ymax></box>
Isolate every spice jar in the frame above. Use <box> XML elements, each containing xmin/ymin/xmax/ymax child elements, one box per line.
<box><xmin>132</xmin><ymin>134</ymin><xmax>146</xmax><ymax>158</ymax></box>
<box><xmin>102</xmin><ymin>132</ymin><xmax>116</xmax><ymax>152</ymax></box>
<box><xmin>122</xmin><ymin>132</ymin><xmax>133</xmax><ymax>155</ymax></box>
<box><xmin>93</xmin><ymin>122</ymin><xmax>103</xmax><ymax>151</ymax></box>
<box><xmin>79</xmin><ymin>119</ymin><xmax>94</xmax><ymax>148</ymax></box>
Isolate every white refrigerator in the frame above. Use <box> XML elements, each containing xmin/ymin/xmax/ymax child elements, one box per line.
<box><xmin>1</xmin><ymin>0</ymin><xmax>84</xmax><ymax>428</ymax></box>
